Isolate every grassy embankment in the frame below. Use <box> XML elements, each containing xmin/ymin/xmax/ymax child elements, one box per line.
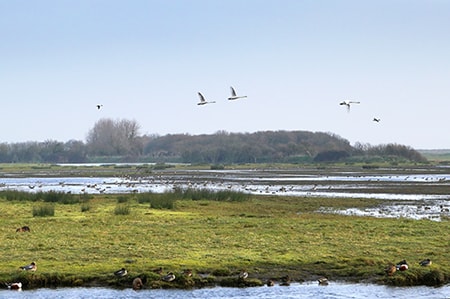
<box><xmin>0</xmin><ymin>190</ymin><xmax>448</xmax><ymax>290</ymax></box>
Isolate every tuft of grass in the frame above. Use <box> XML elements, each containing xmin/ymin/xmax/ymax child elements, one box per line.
<box><xmin>173</xmin><ymin>187</ymin><xmax>249</xmax><ymax>202</ymax></box>
<box><xmin>32</xmin><ymin>204</ymin><xmax>55</xmax><ymax>217</ymax></box>
<box><xmin>149</xmin><ymin>194</ymin><xmax>176</xmax><ymax>209</ymax></box>
<box><xmin>80</xmin><ymin>203</ymin><xmax>91</xmax><ymax>212</ymax></box>
<box><xmin>117</xmin><ymin>195</ymin><xmax>129</xmax><ymax>203</ymax></box>
<box><xmin>114</xmin><ymin>204</ymin><xmax>130</xmax><ymax>215</ymax></box>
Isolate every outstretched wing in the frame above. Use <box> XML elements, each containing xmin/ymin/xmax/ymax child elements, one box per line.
<box><xmin>230</xmin><ymin>86</ymin><xmax>237</xmax><ymax>97</ymax></box>
<box><xmin>198</xmin><ymin>92</ymin><xmax>206</xmax><ymax>103</ymax></box>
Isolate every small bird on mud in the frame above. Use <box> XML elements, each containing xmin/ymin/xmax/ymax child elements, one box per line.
<box><xmin>114</xmin><ymin>268</ymin><xmax>128</xmax><ymax>277</ymax></box>
<box><xmin>19</xmin><ymin>262</ymin><xmax>36</xmax><ymax>271</ymax></box>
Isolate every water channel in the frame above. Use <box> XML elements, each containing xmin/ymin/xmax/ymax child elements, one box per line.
<box><xmin>1</xmin><ymin>282</ymin><xmax>449</xmax><ymax>299</ymax></box>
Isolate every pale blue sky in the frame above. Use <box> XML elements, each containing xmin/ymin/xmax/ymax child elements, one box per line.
<box><xmin>1</xmin><ymin>0</ymin><xmax>449</xmax><ymax>149</ymax></box>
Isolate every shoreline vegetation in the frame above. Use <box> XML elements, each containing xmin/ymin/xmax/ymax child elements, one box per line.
<box><xmin>0</xmin><ymin>163</ymin><xmax>449</xmax><ymax>290</ymax></box>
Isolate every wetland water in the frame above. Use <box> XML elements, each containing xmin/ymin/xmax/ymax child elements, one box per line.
<box><xmin>1</xmin><ymin>165</ymin><xmax>449</xmax><ymax>297</ymax></box>
<box><xmin>1</xmin><ymin>166</ymin><xmax>449</xmax><ymax>221</ymax></box>
<box><xmin>1</xmin><ymin>283</ymin><xmax>449</xmax><ymax>299</ymax></box>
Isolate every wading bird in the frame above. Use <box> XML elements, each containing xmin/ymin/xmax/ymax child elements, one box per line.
<box><xmin>228</xmin><ymin>86</ymin><xmax>247</xmax><ymax>101</ymax></box>
<box><xmin>197</xmin><ymin>92</ymin><xmax>216</xmax><ymax>105</ymax></box>
<box><xmin>5</xmin><ymin>282</ymin><xmax>22</xmax><ymax>290</ymax></box>
<box><xmin>318</xmin><ymin>277</ymin><xmax>329</xmax><ymax>285</ymax></box>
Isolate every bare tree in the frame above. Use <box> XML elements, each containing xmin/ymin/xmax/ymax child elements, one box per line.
<box><xmin>86</xmin><ymin>118</ymin><xmax>142</xmax><ymax>156</ymax></box>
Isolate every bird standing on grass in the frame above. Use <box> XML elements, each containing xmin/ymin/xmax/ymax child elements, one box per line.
<box><xmin>162</xmin><ymin>272</ymin><xmax>176</xmax><ymax>282</ymax></box>
<box><xmin>419</xmin><ymin>259</ymin><xmax>432</xmax><ymax>267</ymax></box>
<box><xmin>19</xmin><ymin>262</ymin><xmax>36</xmax><ymax>271</ymax></box>
<box><xmin>132</xmin><ymin>277</ymin><xmax>143</xmax><ymax>290</ymax></box>
<box><xmin>396</xmin><ymin>260</ymin><xmax>408</xmax><ymax>271</ymax></box>
<box><xmin>238</xmin><ymin>269</ymin><xmax>248</xmax><ymax>280</ymax></box>
<box><xmin>385</xmin><ymin>264</ymin><xmax>396</xmax><ymax>276</ymax></box>
<box><xmin>114</xmin><ymin>268</ymin><xmax>128</xmax><ymax>278</ymax></box>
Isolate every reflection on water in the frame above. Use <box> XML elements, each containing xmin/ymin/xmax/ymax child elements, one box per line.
<box><xmin>1</xmin><ymin>283</ymin><xmax>449</xmax><ymax>299</ymax></box>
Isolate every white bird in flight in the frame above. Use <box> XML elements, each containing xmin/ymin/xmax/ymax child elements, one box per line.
<box><xmin>197</xmin><ymin>92</ymin><xmax>216</xmax><ymax>105</ymax></box>
<box><xmin>228</xmin><ymin>86</ymin><xmax>247</xmax><ymax>101</ymax></box>
<box><xmin>339</xmin><ymin>100</ymin><xmax>360</xmax><ymax>112</ymax></box>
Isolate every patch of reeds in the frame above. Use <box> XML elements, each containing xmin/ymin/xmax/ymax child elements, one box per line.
<box><xmin>173</xmin><ymin>187</ymin><xmax>249</xmax><ymax>202</ymax></box>
<box><xmin>35</xmin><ymin>191</ymin><xmax>79</xmax><ymax>204</ymax></box>
<box><xmin>136</xmin><ymin>192</ymin><xmax>176</xmax><ymax>209</ymax></box>
<box><xmin>0</xmin><ymin>190</ymin><xmax>79</xmax><ymax>204</ymax></box>
<box><xmin>114</xmin><ymin>204</ymin><xmax>130</xmax><ymax>215</ymax></box>
<box><xmin>117</xmin><ymin>195</ymin><xmax>130</xmax><ymax>203</ymax></box>
<box><xmin>80</xmin><ymin>203</ymin><xmax>91</xmax><ymax>212</ymax></box>
<box><xmin>32</xmin><ymin>204</ymin><xmax>55</xmax><ymax>217</ymax></box>
<box><xmin>149</xmin><ymin>194</ymin><xmax>176</xmax><ymax>209</ymax></box>
<box><xmin>1</xmin><ymin>190</ymin><xmax>37</xmax><ymax>201</ymax></box>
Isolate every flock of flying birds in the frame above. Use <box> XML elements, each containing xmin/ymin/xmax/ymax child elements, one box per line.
<box><xmin>196</xmin><ymin>87</ymin><xmax>381</xmax><ymax>123</ymax></box>
<box><xmin>197</xmin><ymin>86</ymin><xmax>247</xmax><ymax>105</ymax></box>
<box><xmin>95</xmin><ymin>86</ymin><xmax>381</xmax><ymax>123</ymax></box>
<box><xmin>339</xmin><ymin>100</ymin><xmax>381</xmax><ymax>123</ymax></box>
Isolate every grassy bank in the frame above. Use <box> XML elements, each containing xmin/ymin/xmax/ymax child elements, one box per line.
<box><xmin>0</xmin><ymin>192</ymin><xmax>449</xmax><ymax>289</ymax></box>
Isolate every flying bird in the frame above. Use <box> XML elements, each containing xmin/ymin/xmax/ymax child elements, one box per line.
<box><xmin>96</xmin><ymin>104</ymin><xmax>103</xmax><ymax>110</ymax></box>
<box><xmin>373</xmin><ymin>118</ymin><xmax>381</xmax><ymax>122</ymax></box>
<box><xmin>339</xmin><ymin>100</ymin><xmax>360</xmax><ymax>112</ymax></box>
<box><xmin>197</xmin><ymin>92</ymin><xmax>216</xmax><ymax>105</ymax></box>
<box><xmin>228</xmin><ymin>86</ymin><xmax>247</xmax><ymax>101</ymax></box>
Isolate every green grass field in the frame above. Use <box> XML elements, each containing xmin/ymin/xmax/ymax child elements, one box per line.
<box><xmin>0</xmin><ymin>192</ymin><xmax>448</xmax><ymax>289</ymax></box>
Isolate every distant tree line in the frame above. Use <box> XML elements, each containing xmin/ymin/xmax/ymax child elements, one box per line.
<box><xmin>0</xmin><ymin>118</ymin><xmax>427</xmax><ymax>164</ymax></box>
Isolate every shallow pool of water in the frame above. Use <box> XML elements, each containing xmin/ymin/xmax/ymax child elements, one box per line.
<box><xmin>1</xmin><ymin>168</ymin><xmax>449</xmax><ymax>221</ymax></box>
